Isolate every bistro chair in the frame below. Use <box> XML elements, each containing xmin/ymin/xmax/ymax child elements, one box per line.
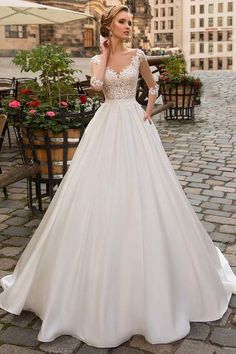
<box><xmin>0</xmin><ymin>114</ymin><xmax>8</xmax><ymax>199</ymax></box>
<box><xmin>75</xmin><ymin>76</ymin><xmax>105</xmax><ymax>102</ymax></box>
<box><xmin>0</xmin><ymin>78</ymin><xmax>16</xmax><ymax>148</ymax></box>
<box><xmin>14</xmin><ymin>77</ymin><xmax>37</xmax><ymax>99</ymax></box>
<box><xmin>0</xmin><ymin>77</ymin><xmax>15</xmax><ymax>99</ymax></box>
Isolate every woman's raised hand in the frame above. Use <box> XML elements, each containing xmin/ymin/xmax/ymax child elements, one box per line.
<box><xmin>100</xmin><ymin>36</ymin><xmax>110</xmax><ymax>58</ymax></box>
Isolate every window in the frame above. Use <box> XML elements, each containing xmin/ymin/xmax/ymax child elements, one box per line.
<box><xmin>200</xmin><ymin>5</ymin><xmax>204</xmax><ymax>14</ymax></box>
<box><xmin>217</xmin><ymin>58</ymin><xmax>223</xmax><ymax>70</ymax></box>
<box><xmin>155</xmin><ymin>9</ymin><xmax>158</xmax><ymax>17</ymax></box>
<box><xmin>227</xmin><ymin>43</ymin><xmax>232</xmax><ymax>52</ymax></box>
<box><xmin>227</xmin><ymin>57</ymin><xmax>232</xmax><ymax>69</ymax></box>
<box><xmin>208</xmin><ymin>17</ymin><xmax>214</xmax><ymax>27</ymax></box>
<box><xmin>218</xmin><ymin>43</ymin><xmax>223</xmax><ymax>52</ymax></box>
<box><xmin>190</xmin><ymin>43</ymin><xmax>195</xmax><ymax>54</ymax></box>
<box><xmin>160</xmin><ymin>21</ymin><xmax>165</xmax><ymax>30</ymax></box>
<box><xmin>227</xmin><ymin>16</ymin><xmax>233</xmax><ymax>26</ymax></box>
<box><xmin>169</xmin><ymin>0</ymin><xmax>174</xmax><ymax>3</ymax></box>
<box><xmin>168</xmin><ymin>7</ymin><xmax>174</xmax><ymax>16</ymax></box>
<box><xmin>199</xmin><ymin>18</ymin><xmax>204</xmax><ymax>27</ymax></box>
<box><xmin>227</xmin><ymin>30</ymin><xmax>232</xmax><ymax>41</ymax></box>
<box><xmin>83</xmin><ymin>28</ymin><xmax>93</xmax><ymax>47</ymax></box>
<box><xmin>161</xmin><ymin>0</ymin><xmax>165</xmax><ymax>3</ymax></box>
<box><xmin>161</xmin><ymin>8</ymin><xmax>165</xmax><ymax>16</ymax></box>
<box><xmin>190</xmin><ymin>5</ymin><xmax>195</xmax><ymax>15</ymax></box>
<box><xmin>155</xmin><ymin>0</ymin><xmax>158</xmax><ymax>4</ymax></box>
<box><xmin>217</xmin><ymin>17</ymin><xmax>223</xmax><ymax>26</ymax></box>
<box><xmin>155</xmin><ymin>32</ymin><xmax>173</xmax><ymax>43</ymax></box>
<box><xmin>208</xmin><ymin>32</ymin><xmax>213</xmax><ymax>41</ymax></box>
<box><xmin>218</xmin><ymin>31</ymin><xmax>223</xmax><ymax>41</ymax></box>
<box><xmin>208</xmin><ymin>4</ymin><xmax>214</xmax><ymax>13</ymax></box>
<box><xmin>190</xmin><ymin>19</ymin><xmax>195</xmax><ymax>28</ymax></box>
<box><xmin>199</xmin><ymin>32</ymin><xmax>204</xmax><ymax>41</ymax></box>
<box><xmin>199</xmin><ymin>59</ymin><xmax>204</xmax><ymax>70</ymax></box>
<box><xmin>218</xmin><ymin>3</ymin><xmax>223</xmax><ymax>12</ymax></box>
<box><xmin>154</xmin><ymin>33</ymin><xmax>159</xmax><ymax>43</ymax></box>
<box><xmin>208</xmin><ymin>43</ymin><xmax>213</xmax><ymax>53</ymax></box>
<box><xmin>155</xmin><ymin>21</ymin><xmax>159</xmax><ymax>30</ymax></box>
<box><xmin>191</xmin><ymin>59</ymin><xmax>195</xmax><ymax>69</ymax></box>
<box><xmin>190</xmin><ymin>32</ymin><xmax>195</xmax><ymax>41</ymax></box>
<box><xmin>168</xmin><ymin>20</ymin><xmax>173</xmax><ymax>29</ymax></box>
<box><xmin>5</xmin><ymin>25</ymin><xmax>27</xmax><ymax>38</ymax></box>
<box><xmin>228</xmin><ymin>2</ymin><xmax>233</xmax><ymax>12</ymax></box>
<box><xmin>208</xmin><ymin>59</ymin><xmax>213</xmax><ymax>69</ymax></box>
<box><xmin>199</xmin><ymin>43</ymin><xmax>204</xmax><ymax>53</ymax></box>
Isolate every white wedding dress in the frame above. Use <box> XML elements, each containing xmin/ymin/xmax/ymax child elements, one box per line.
<box><xmin>0</xmin><ymin>49</ymin><xmax>235</xmax><ymax>348</ymax></box>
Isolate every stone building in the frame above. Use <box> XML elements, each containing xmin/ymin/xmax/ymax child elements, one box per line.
<box><xmin>0</xmin><ymin>0</ymin><xmax>152</xmax><ymax>57</ymax></box>
<box><xmin>149</xmin><ymin>0</ymin><xmax>183</xmax><ymax>50</ymax></box>
<box><xmin>183</xmin><ymin>0</ymin><xmax>234</xmax><ymax>72</ymax></box>
<box><xmin>125</xmin><ymin>0</ymin><xmax>152</xmax><ymax>50</ymax></box>
<box><xmin>0</xmin><ymin>25</ymin><xmax>39</xmax><ymax>56</ymax></box>
<box><xmin>149</xmin><ymin>0</ymin><xmax>235</xmax><ymax>72</ymax></box>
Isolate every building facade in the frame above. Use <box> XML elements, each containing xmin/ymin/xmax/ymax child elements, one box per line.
<box><xmin>0</xmin><ymin>24</ymin><xmax>40</xmax><ymax>56</ymax></box>
<box><xmin>0</xmin><ymin>0</ymin><xmax>152</xmax><ymax>57</ymax></box>
<box><xmin>182</xmin><ymin>0</ymin><xmax>234</xmax><ymax>71</ymax></box>
<box><xmin>149</xmin><ymin>0</ymin><xmax>183</xmax><ymax>50</ymax></box>
<box><xmin>149</xmin><ymin>0</ymin><xmax>235</xmax><ymax>71</ymax></box>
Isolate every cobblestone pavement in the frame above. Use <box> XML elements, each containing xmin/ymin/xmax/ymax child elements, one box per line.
<box><xmin>0</xmin><ymin>71</ymin><xmax>236</xmax><ymax>353</ymax></box>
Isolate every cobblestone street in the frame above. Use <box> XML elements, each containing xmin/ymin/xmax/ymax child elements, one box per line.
<box><xmin>0</xmin><ymin>71</ymin><xmax>236</xmax><ymax>353</ymax></box>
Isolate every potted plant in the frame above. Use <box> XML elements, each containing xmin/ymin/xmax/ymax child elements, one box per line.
<box><xmin>159</xmin><ymin>55</ymin><xmax>203</xmax><ymax>120</ymax></box>
<box><xmin>1</xmin><ymin>44</ymin><xmax>100</xmax><ymax>210</ymax></box>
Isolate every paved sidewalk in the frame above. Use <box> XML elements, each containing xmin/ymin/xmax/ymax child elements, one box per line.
<box><xmin>0</xmin><ymin>71</ymin><xmax>236</xmax><ymax>353</ymax></box>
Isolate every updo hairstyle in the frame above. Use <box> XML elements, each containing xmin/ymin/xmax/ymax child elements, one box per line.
<box><xmin>100</xmin><ymin>5</ymin><xmax>130</xmax><ymax>38</ymax></box>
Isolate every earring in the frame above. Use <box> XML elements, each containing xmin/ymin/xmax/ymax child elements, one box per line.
<box><xmin>109</xmin><ymin>30</ymin><xmax>113</xmax><ymax>37</ymax></box>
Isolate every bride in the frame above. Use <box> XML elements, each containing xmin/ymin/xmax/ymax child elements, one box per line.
<box><xmin>0</xmin><ymin>4</ymin><xmax>235</xmax><ymax>348</ymax></box>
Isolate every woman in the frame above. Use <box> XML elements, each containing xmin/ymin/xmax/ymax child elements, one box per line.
<box><xmin>0</xmin><ymin>5</ymin><xmax>235</xmax><ymax>348</ymax></box>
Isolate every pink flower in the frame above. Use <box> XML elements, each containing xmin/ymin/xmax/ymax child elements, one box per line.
<box><xmin>46</xmin><ymin>111</ymin><xmax>56</xmax><ymax>117</ymax></box>
<box><xmin>60</xmin><ymin>100</ymin><xmax>68</xmax><ymax>108</ymax></box>
<box><xmin>9</xmin><ymin>100</ymin><xmax>21</xmax><ymax>109</ymax></box>
<box><xmin>29</xmin><ymin>109</ymin><xmax>37</xmax><ymax>115</ymax></box>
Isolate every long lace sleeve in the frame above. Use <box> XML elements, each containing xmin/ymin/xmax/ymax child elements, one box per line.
<box><xmin>90</xmin><ymin>55</ymin><xmax>104</xmax><ymax>91</ymax></box>
<box><xmin>137</xmin><ymin>49</ymin><xmax>159</xmax><ymax>97</ymax></box>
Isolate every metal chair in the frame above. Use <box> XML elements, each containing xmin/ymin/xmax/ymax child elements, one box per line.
<box><xmin>0</xmin><ymin>114</ymin><xmax>8</xmax><ymax>199</ymax></box>
<box><xmin>0</xmin><ymin>79</ymin><xmax>15</xmax><ymax>149</ymax></box>
<box><xmin>14</xmin><ymin>78</ymin><xmax>37</xmax><ymax>99</ymax></box>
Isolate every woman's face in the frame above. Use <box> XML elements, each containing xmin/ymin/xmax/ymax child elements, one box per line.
<box><xmin>109</xmin><ymin>10</ymin><xmax>132</xmax><ymax>40</ymax></box>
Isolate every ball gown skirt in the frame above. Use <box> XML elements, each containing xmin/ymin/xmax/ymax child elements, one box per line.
<box><xmin>0</xmin><ymin>97</ymin><xmax>235</xmax><ymax>347</ymax></box>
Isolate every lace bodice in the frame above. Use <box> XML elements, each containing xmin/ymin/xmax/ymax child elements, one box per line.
<box><xmin>90</xmin><ymin>49</ymin><xmax>147</xmax><ymax>101</ymax></box>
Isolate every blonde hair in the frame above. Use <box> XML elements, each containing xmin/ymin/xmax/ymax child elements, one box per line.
<box><xmin>100</xmin><ymin>5</ymin><xmax>131</xmax><ymax>38</ymax></box>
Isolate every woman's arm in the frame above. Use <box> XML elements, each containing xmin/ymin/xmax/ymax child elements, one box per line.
<box><xmin>90</xmin><ymin>37</ymin><xmax>110</xmax><ymax>91</ymax></box>
<box><xmin>138</xmin><ymin>51</ymin><xmax>159</xmax><ymax>124</ymax></box>
<box><xmin>90</xmin><ymin>54</ymin><xmax>108</xmax><ymax>91</ymax></box>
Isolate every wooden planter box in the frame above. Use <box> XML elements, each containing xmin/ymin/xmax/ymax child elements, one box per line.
<box><xmin>160</xmin><ymin>81</ymin><xmax>197</xmax><ymax>120</ymax></box>
<box><xmin>13</xmin><ymin>108</ymin><xmax>97</xmax><ymax>211</ymax></box>
<box><xmin>22</xmin><ymin>128</ymin><xmax>81</xmax><ymax>179</ymax></box>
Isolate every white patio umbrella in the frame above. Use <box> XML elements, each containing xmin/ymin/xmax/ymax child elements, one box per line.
<box><xmin>0</xmin><ymin>0</ymin><xmax>93</xmax><ymax>25</ymax></box>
